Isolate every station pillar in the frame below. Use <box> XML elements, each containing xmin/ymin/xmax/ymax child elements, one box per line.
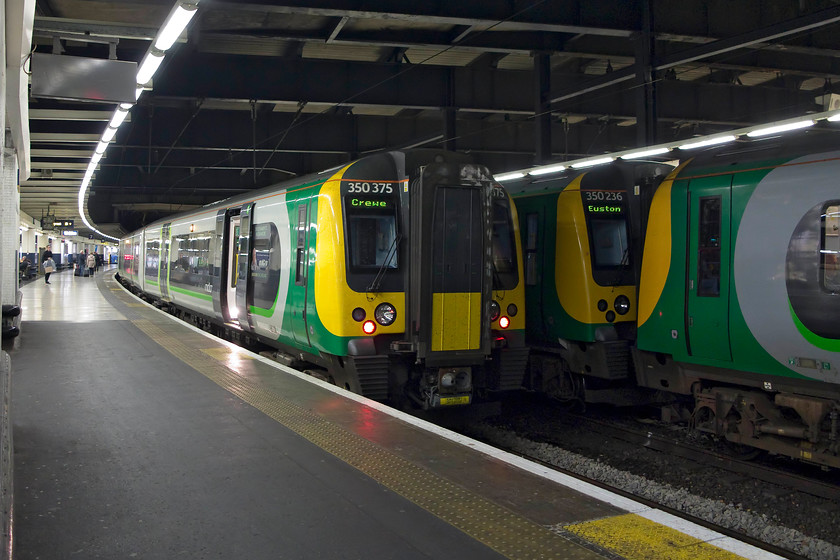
<box><xmin>1</xmin><ymin>136</ymin><xmax>20</xmax><ymax>305</ymax></box>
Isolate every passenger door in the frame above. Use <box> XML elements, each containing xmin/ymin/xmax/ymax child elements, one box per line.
<box><xmin>159</xmin><ymin>224</ymin><xmax>171</xmax><ymax>301</ymax></box>
<box><xmin>235</xmin><ymin>203</ymin><xmax>255</xmax><ymax>331</ymax></box>
<box><xmin>687</xmin><ymin>177</ymin><xmax>732</xmax><ymax>361</ymax></box>
<box><xmin>290</xmin><ymin>201</ymin><xmax>311</xmax><ymax>347</ymax></box>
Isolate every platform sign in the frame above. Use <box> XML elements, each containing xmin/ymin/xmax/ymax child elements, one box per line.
<box><xmin>53</xmin><ymin>219</ymin><xmax>74</xmax><ymax>228</ymax></box>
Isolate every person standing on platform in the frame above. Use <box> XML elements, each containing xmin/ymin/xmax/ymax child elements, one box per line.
<box><xmin>86</xmin><ymin>251</ymin><xmax>97</xmax><ymax>277</ymax></box>
<box><xmin>43</xmin><ymin>246</ymin><xmax>54</xmax><ymax>284</ymax></box>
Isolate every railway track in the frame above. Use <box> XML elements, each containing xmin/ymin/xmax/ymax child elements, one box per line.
<box><xmin>575</xmin><ymin>412</ymin><xmax>840</xmax><ymax>502</ymax></box>
<box><xmin>463</xmin><ymin>394</ymin><xmax>840</xmax><ymax>560</ymax></box>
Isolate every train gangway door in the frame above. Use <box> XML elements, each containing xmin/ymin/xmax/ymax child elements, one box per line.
<box><xmin>407</xmin><ymin>163</ymin><xmax>493</xmax><ymax>366</ymax></box>
<box><xmin>159</xmin><ymin>223</ymin><xmax>172</xmax><ymax>302</ymax></box>
<box><xmin>686</xmin><ymin>177</ymin><xmax>732</xmax><ymax>362</ymax></box>
<box><xmin>291</xmin><ymin>201</ymin><xmax>312</xmax><ymax>348</ymax></box>
<box><xmin>235</xmin><ymin>203</ymin><xmax>256</xmax><ymax>331</ymax></box>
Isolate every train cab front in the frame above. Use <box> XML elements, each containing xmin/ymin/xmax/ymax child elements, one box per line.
<box><xmin>320</xmin><ymin>151</ymin><xmax>503</xmax><ymax>409</ymax></box>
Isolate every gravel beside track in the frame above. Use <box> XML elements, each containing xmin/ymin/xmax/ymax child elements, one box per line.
<box><xmin>465</xmin><ymin>400</ymin><xmax>840</xmax><ymax>560</ymax></box>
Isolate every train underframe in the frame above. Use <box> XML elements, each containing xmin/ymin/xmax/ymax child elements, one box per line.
<box><xmin>634</xmin><ymin>350</ymin><xmax>840</xmax><ymax>469</ymax></box>
<box><xmin>526</xmin><ymin>341</ymin><xmax>840</xmax><ymax>468</ymax></box>
<box><xmin>119</xmin><ymin>276</ymin><xmax>527</xmax><ymax>410</ymax></box>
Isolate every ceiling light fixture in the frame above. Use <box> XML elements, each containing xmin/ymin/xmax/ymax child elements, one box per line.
<box><xmin>101</xmin><ymin>127</ymin><xmax>118</xmax><ymax>143</ymax></box>
<box><xmin>528</xmin><ymin>164</ymin><xmax>566</xmax><ymax>176</ymax></box>
<box><xmin>109</xmin><ymin>108</ymin><xmax>130</xmax><ymax>129</ymax></box>
<box><xmin>154</xmin><ymin>2</ymin><xmax>199</xmax><ymax>51</ymax></box>
<box><xmin>746</xmin><ymin>119</ymin><xmax>815</xmax><ymax>137</ymax></box>
<box><xmin>570</xmin><ymin>157</ymin><xmax>613</xmax><ymax>169</ymax></box>
<box><xmin>136</xmin><ymin>49</ymin><xmax>165</xmax><ymax>85</ymax></box>
<box><xmin>620</xmin><ymin>147</ymin><xmax>670</xmax><ymax>160</ymax></box>
<box><xmin>495</xmin><ymin>172</ymin><xmax>525</xmax><ymax>182</ymax></box>
<box><xmin>678</xmin><ymin>135</ymin><xmax>737</xmax><ymax>150</ymax></box>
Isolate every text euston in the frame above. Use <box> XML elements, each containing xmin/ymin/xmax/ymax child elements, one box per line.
<box><xmin>346</xmin><ymin>181</ymin><xmax>394</xmax><ymax>194</ymax></box>
<box><xmin>351</xmin><ymin>197</ymin><xmax>391</xmax><ymax>208</ymax></box>
<box><xmin>588</xmin><ymin>204</ymin><xmax>622</xmax><ymax>213</ymax></box>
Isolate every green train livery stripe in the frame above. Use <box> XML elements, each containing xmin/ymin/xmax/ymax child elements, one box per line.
<box><xmin>789</xmin><ymin>301</ymin><xmax>840</xmax><ymax>352</ymax></box>
<box><xmin>169</xmin><ymin>285</ymin><xmax>213</xmax><ymax>301</ymax></box>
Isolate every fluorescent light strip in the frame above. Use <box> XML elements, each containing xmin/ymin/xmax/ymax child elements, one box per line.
<box><xmin>746</xmin><ymin>119</ymin><xmax>815</xmax><ymax>137</ymax></box>
<box><xmin>101</xmin><ymin>127</ymin><xmax>117</xmax><ymax>143</ymax></box>
<box><xmin>528</xmin><ymin>164</ymin><xmax>566</xmax><ymax>176</ymax></box>
<box><xmin>154</xmin><ymin>2</ymin><xmax>198</xmax><ymax>51</ymax></box>
<box><xmin>826</xmin><ymin>113</ymin><xmax>840</xmax><ymax>122</ymax></box>
<box><xmin>109</xmin><ymin>108</ymin><xmax>130</xmax><ymax>128</ymax></box>
<box><xmin>94</xmin><ymin>141</ymin><xmax>109</xmax><ymax>155</ymax></box>
<box><xmin>495</xmin><ymin>172</ymin><xmax>526</xmax><ymax>182</ymax></box>
<box><xmin>136</xmin><ymin>50</ymin><xmax>165</xmax><ymax>85</ymax></box>
<box><xmin>620</xmin><ymin>147</ymin><xmax>670</xmax><ymax>160</ymax></box>
<box><xmin>570</xmin><ymin>157</ymin><xmax>613</xmax><ymax>169</ymax></box>
<box><xmin>678</xmin><ymin>135</ymin><xmax>737</xmax><ymax>150</ymax></box>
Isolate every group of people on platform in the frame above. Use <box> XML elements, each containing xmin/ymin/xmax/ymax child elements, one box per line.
<box><xmin>18</xmin><ymin>249</ymin><xmax>104</xmax><ymax>285</ymax></box>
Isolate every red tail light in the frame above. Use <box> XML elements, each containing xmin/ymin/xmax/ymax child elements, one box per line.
<box><xmin>498</xmin><ymin>316</ymin><xmax>510</xmax><ymax>329</ymax></box>
<box><xmin>362</xmin><ymin>320</ymin><xmax>376</xmax><ymax>334</ymax></box>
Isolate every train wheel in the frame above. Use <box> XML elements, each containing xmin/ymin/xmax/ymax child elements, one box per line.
<box><xmin>545</xmin><ymin>367</ymin><xmax>585</xmax><ymax>412</ymax></box>
<box><xmin>722</xmin><ymin>411</ymin><xmax>764</xmax><ymax>460</ymax></box>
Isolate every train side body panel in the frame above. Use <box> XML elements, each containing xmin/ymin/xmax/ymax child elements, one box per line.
<box><xmin>638</xmin><ymin>150</ymin><xmax>840</xmax><ymax>386</ymax></box>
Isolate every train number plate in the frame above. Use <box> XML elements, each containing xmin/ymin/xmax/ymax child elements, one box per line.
<box><xmin>439</xmin><ymin>395</ymin><xmax>471</xmax><ymax>406</ymax></box>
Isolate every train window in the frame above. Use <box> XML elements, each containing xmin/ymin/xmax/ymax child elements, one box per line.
<box><xmin>230</xmin><ymin>224</ymin><xmax>239</xmax><ymax>290</ymax></box>
<box><xmin>822</xmin><ymin>203</ymin><xmax>840</xmax><ymax>293</ymax></box>
<box><xmin>492</xmin><ymin>197</ymin><xmax>519</xmax><ymax>290</ymax></box>
<box><xmin>590</xmin><ymin>219</ymin><xmax>629</xmax><ymax>269</ymax></box>
<box><xmin>697</xmin><ymin>196</ymin><xmax>722</xmax><ymax>297</ymax></box>
<box><xmin>251</xmin><ymin>222</ymin><xmax>281</xmax><ymax>309</ymax></box>
<box><xmin>345</xmin><ymin>197</ymin><xmax>399</xmax><ymax>271</ymax></box>
<box><xmin>145</xmin><ymin>238</ymin><xmax>160</xmax><ymax>279</ymax></box>
<box><xmin>525</xmin><ymin>213</ymin><xmax>539</xmax><ymax>286</ymax></box>
<box><xmin>295</xmin><ymin>204</ymin><xmax>308</xmax><ymax>286</ymax></box>
<box><xmin>170</xmin><ymin>231</ymin><xmax>212</xmax><ymax>291</ymax></box>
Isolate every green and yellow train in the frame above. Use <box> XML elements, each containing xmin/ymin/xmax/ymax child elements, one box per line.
<box><xmin>508</xmin><ymin>133</ymin><xmax>840</xmax><ymax>467</ymax></box>
<box><xmin>119</xmin><ymin>150</ymin><xmax>528</xmax><ymax>409</ymax></box>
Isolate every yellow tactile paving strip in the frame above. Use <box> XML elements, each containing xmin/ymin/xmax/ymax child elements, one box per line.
<box><xmin>107</xmin><ymin>275</ymin><xmax>751</xmax><ymax>560</ymax></box>
<box><xmin>566</xmin><ymin>514</ymin><xmax>743</xmax><ymax>560</ymax></box>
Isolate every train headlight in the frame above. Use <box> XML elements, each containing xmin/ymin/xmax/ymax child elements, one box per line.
<box><xmin>507</xmin><ymin>303</ymin><xmax>518</xmax><ymax>317</ymax></box>
<box><xmin>374</xmin><ymin>303</ymin><xmax>396</xmax><ymax>326</ymax></box>
<box><xmin>614</xmin><ymin>295</ymin><xmax>630</xmax><ymax>315</ymax></box>
<box><xmin>455</xmin><ymin>370</ymin><xmax>471</xmax><ymax>390</ymax></box>
<box><xmin>490</xmin><ymin>300</ymin><xmax>501</xmax><ymax>321</ymax></box>
<box><xmin>352</xmin><ymin>307</ymin><xmax>366</xmax><ymax>322</ymax></box>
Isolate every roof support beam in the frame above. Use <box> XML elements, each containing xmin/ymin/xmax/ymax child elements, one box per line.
<box><xmin>549</xmin><ymin>4</ymin><xmax>840</xmax><ymax>106</ymax></box>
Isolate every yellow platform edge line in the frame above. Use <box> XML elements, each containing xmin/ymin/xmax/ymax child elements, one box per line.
<box><xmin>566</xmin><ymin>513</ymin><xmax>745</xmax><ymax>560</ymax></box>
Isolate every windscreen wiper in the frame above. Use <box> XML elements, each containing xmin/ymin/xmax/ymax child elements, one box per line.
<box><xmin>366</xmin><ymin>233</ymin><xmax>402</xmax><ymax>295</ymax></box>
